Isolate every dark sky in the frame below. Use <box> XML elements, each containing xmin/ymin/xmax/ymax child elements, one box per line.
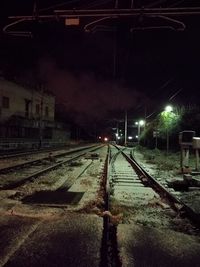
<box><xmin>1</xmin><ymin>0</ymin><xmax>200</xmax><ymax>131</ymax></box>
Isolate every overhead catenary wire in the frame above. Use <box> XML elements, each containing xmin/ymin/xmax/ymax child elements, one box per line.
<box><xmin>4</xmin><ymin>5</ymin><xmax>200</xmax><ymax>36</ymax></box>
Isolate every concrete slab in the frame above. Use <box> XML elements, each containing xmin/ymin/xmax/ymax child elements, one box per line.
<box><xmin>0</xmin><ymin>215</ymin><xmax>39</xmax><ymax>267</ymax></box>
<box><xmin>115</xmin><ymin>182</ymin><xmax>144</xmax><ymax>189</ymax></box>
<box><xmin>2</xmin><ymin>213</ymin><xmax>103</xmax><ymax>267</ymax></box>
<box><xmin>114</xmin><ymin>180</ymin><xmax>143</xmax><ymax>184</ymax></box>
<box><xmin>112</xmin><ymin>174</ymin><xmax>138</xmax><ymax>177</ymax></box>
<box><xmin>117</xmin><ymin>223</ymin><xmax>200</xmax><ymax>267</ymax></box>
<box><xmin>114</xmin><ymin>186</ymin><xmax>156</xmax><ymax>195</ymax></box>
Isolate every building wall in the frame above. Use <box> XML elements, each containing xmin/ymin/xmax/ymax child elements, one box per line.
<box><xmin>0</xmin><ymin>78</ymin><xmax>55</xmax><ymax>122</ymax></box>
<box><xmin>0</xmin><ymin>78</ymin><xmax>71</xmax><ymax>148</ymax></box>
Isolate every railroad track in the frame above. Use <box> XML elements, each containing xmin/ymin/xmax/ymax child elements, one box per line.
<box><xmin>0</xmin><ymin>144</ymin><xmax>103</xmax><ymax>190</ymax></box>
<box><xmin>0</xmin><ymin>144</ymin><xmax>99</xmax><ymax>174</ymax></box>
<box><xmin>129</xmin><ymin>149</ymin><xmax>200</xmax><ymax>225</ymax></box>
<box><xmin>101</xmin><ymin>145</ymin><xmax>200</xmax><ymax>267</ymax></box>
<box><xmin>0</xmin><ymin>144</ymin><xmax>199</xmax><ymax>267</ymax></box>
<box><xmin>0</xmin><ymin>143</ymin><xmax>91</xmax><ymax>160</ymax></box>
<box><xmin>0</xmin><ymin>146</ymin><xmax>67</xmax><ymax>159</ymax></box>
<box><xmin>110</xmin><ymin>145</ymin><xmax>200</xmax><ymax>225</ymax></box>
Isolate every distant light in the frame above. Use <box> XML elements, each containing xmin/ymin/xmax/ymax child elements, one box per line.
<box><xmin>128</xmin><ymin>136</ymin><xmax>133</xmax><ymax>140</ymax></box>
<box><xmin>115</xmin><ymin>133</ymin><xmax>119</xmax><ymax>137</ymax></box>
<box><xmin>135</xmin><ymin>120</ymin><xmax>145</xmax><ymax>126</ymax></box>
<box><xmin>136</xmin><ymin>135</ymin><xmax>138</xmax><ymax>139</ymax></box>
<box><xmin>104</xmin><ymin>137</ymin><xmax>108</xmax><ymax>142</ymax></box>
<box><xmin>117</xmin><ymin>136</ymin><xmax>121</xmax><ymax>140</ymax></box>
<box><xmin>98</xmin><ymin>136</ymin><xmax>101</xmax><ymax>139</ymax></box>
<box><xmin>165</xmin><ymin>105</ymin><xmax>173</xmax><ymax>112</ymax></box>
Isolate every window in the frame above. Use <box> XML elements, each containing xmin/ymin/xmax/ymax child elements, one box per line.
<box><xmin>36</xmin><ymin>104</ymin><xmax>40</xmax><ymax>115</ymax></box>
<box><xmin>25</xmin><ymin>99</ymin><xmax>31</xmax><ymax>118</ymax></box>
<box><xmin>45</xmin><ymin>106</ymin><xmax>49</xmax><ymax>117</ymax></box>
<box><xmin>2</xmin><ymin>96</ymin><xmax>9</xmax><ymax>109</ymax></box>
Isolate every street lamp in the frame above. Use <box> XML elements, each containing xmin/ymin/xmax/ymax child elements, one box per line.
<box><xmin>124</xmin><ymin>110</ymin><xmax>127</xmax><ymax>146</ymax></box>
<box><xmin>165</xmin><ymin>105</ymin><xmax>173</xmax><ymax>113</ymax></box>
<box><xmin>135</xmin><ymin>120</ymin><xmax>145</xmax><ymax>143</ymax></box>
<box><xmin>164</xmin><ymin>105</ymin><xmax>173</xmax><ymax>154</ymax></box>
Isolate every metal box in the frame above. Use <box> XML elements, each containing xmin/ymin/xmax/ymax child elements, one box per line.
<box><xmin>193</xmin><ymin>137</ymin><xmax>200</xmax><ymax>149</ymax></box>
<box><xmin>179</xmin><ymin>131</ymin><xmax>196</xmax><ymax>146</ymax></box>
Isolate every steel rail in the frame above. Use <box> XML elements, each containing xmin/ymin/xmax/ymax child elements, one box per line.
<box><xmin>0</xmin><ymin>144</ymin><xmax>99</xmax><ymax>174</ymax></box>
<box><xmin>99</xmin><ymin>144</ymin><xmax>110</xmax><ymax>267</ymax></box>
<box><xmin>0</xmin><ymin>146</ymin><xmax>69</xmax><ymax>160</ymax></box>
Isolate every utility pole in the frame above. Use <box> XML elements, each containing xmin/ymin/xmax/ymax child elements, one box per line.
<box><xmin>39</xmin><ymin>84</ymin><xmax>44</xmax><ymax>149</ymax></box>
<box><xmin>113</xmin><ymin>29</ymin><xmax>117</xmax><ymax>80</ymax></box>
<box><xmin>124</xmin><ymin>110</ymin><xmax>127</xmax><ymax>146</ymax></box>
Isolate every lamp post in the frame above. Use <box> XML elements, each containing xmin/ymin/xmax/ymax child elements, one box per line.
<box><xmin>135</xmin><ymin>120</ymin><xmax>145</xmax><ymax>144</ymax></box>
<box><xmin>164</xmin><ymin>105</ymin><xmax>173</xmax><ymax>155</ymax></box>
<box><xmin>124</xmin><ymin>110</ymin><xmax>127</xmax><ymax>146</ymax></box>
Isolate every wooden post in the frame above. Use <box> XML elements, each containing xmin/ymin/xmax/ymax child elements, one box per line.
<box><xmin>195</xmin><ymin>149</ymin><xmax>199</xmax><ymax>171</ymax></box>
<box><xmin>184</xmin><ymin>148</ymin><xmax>190</xmax><ymax>167</ymax></box>
<box><xmin>180</xmin><ymin>146</ymin><xmax>184</xmax><ymax>172</ymax></box>
<box><xmin>180</xmin><ymin>145</ymin><xmax>190</xmax><ymax>173</ymax></box>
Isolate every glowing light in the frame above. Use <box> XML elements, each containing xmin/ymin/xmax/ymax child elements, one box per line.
<box><xmin>98</xmin><ymin>136</ymin><xmax>101</xmax><ymax>139</ymax></box>
<box><xmin>135</xmin><ymin>120</ymin><xmax>145</xmax><ymax>126</ymax></box>
<box><xmin>128</xmin><ymin>136</ymin><xmax>133</xmax><ymax>140</ymax></box>
<box><xmin>165</xmin><ymin>105</ymin><xmax>173</xmax><ymax>112</ymax></box>
<box><xmin>139</xmin><ymin>120</ymin><xmax>145</xmax><ymax>126</ymax></box>
<box><xmin>104</xmin><ymin>137</ymin><xmax>108</xmax><ymax>142</ymax></box>
<box><xmin>136</xmin><ymin>135</ymin><xmax>138</xmax><ymax>139</ymax></box>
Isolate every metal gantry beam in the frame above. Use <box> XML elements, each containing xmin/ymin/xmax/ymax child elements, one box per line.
<box><xmin>7</xmin><ymin>7</ymin><xmax>200</xmax><ymax>19</ymax></box>
<box><xmin>3</xmin><ymin>6</ymin><xmax>200</xmax><ymax>36</ymax></box>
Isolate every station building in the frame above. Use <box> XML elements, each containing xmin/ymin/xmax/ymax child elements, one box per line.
<box><xmin>0</xmin><ymin>77</ymin><xmax>70</xmax><ymax>150</ymax></box>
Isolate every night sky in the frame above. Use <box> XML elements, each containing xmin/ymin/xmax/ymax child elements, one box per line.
<box><xmin>1</xmin><ymin>0</ymin><xmax>200</xmax><ymax>133</ymax></box>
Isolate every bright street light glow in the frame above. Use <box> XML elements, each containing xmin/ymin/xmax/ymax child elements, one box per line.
<box><xmin>139</xmin><ymin>120</ymin><xmax>145</xmax><ymax>126</ymax></box>
<box><xmin>104</xmin><ymin>137</ymin><xmax>108</xmax><ymax>141</ymax></box>
<box><xmin>165</xmin><ymin>105</ymin><xmax>173</xmax><ymax>112</ymax></box>
<box><xmin>136</xmin><ymin>135</ymin><xmax>138</xmax><ymax>139</ymax></box>
<box><xmin>135</xmin><ymin>120</ymin><xmax>145</xmax><ymax>126</ymax></box>
<box><xmin>128</xmin><ymin>136</ymin><xmax>133</xmax><ymax>140</ymax></box>
<box><xmin>117</xmin><ymin>136</ymin><xmax>121</xmax><ymax>140</ymax></box>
